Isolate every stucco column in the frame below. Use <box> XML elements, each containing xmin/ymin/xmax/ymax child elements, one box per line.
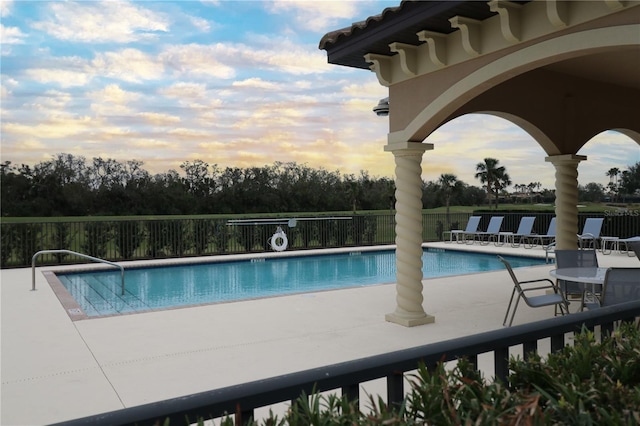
<box><xmin>545</xmin><ymin>154</ymin><xmax>586</xmax><ymax>250</ymax></box>
<box><xmin>384</xmin><ymin>141</ymin><xmax>435</xmax><ymax>327</ymax></box>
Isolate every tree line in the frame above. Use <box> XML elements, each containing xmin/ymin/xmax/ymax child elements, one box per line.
<box><xmin>1</xmin><ymin>154</ymin><xmax>492</xmax><ymax>217</ymax></box>
<box><xmin>2</xmin><ymin>154</ymin><xmax>637</xmax><ymax>217</ymax></box>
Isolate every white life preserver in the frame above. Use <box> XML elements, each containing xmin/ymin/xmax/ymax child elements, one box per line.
<box><xmin>270</xmin><ymin>228</ymin><xmax>288</xmax><ymax>252</ymax></box>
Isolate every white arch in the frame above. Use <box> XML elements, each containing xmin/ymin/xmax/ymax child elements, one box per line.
<box><xmin>390</xmin><ymin>24</ymin><xmax>640</xmax><ymax>146</ymax></box>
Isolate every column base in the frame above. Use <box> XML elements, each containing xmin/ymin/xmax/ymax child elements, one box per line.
<box><xmin>385</xmin><ymin>312</ymin><xmax>436</xmax><ymax>327</ymax></box>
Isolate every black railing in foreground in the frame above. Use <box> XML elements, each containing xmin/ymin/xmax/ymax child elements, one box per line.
<box><xmin>54</xmin><ymin>301</ymin><xmax>640</xmax><ymax>426</ymax></box>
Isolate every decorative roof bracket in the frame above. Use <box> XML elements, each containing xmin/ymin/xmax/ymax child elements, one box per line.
<box><xmin>546</xmin><ymin>0</ymin><xmax>569</xmax><ymax>28</ymax></box>
<box><xmin>488</xmin><ymin>0</ymin><xmax>522</xmax><ymax>44</ymax></box>
<box><xmin>449</xmin><ymin>16</ymin><xmax>482</xmax><ymax>56</ymax></box>
<box><xmin>364</xmin><ymin>53</ymin><xmax>393</xmax><ymax>86</ymax></box>
<box><xmin>389</xmin><ymin>42</ymin><xmax>419</xmax><ymax>76</ymax></box>
<box><xmin>605</xmin><ymin>0</ymin><xmax>625</xmax><ymax>10</ymax></box>
<box><xmin>416</xmin><ymin>30</ymin><xmax>447</xmax><ymax>67</ymax></box>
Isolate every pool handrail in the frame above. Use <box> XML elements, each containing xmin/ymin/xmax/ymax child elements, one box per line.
<box><xmin>31</xmin><ymin>250</ymin><xmax>125</xmax><ymax>295</ymax></box>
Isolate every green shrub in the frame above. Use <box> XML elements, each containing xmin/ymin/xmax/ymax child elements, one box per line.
<box><xmin>114</xmin><ymin>221</ymin><xmax>144</xmax><ymax>260</ymax></box>
<box><xmin>193</xmin><ymin>219</ymin><xmax>215</xmax><ymax>255</ymax></box>
<box><xmin>81</xmin><ymin>222</ymin><xmax>112</xmax><ymax>258</ymax></box>
<box><xmin>0</xmin><ymin>223</ymin><xmax>17</xmax><ymax>267</ymax></box>
<box><xmin>51</xmin><ymin>222</ymin><xmax>72</xmax><ymax>263</ymax></box>
<box><xmin>16</xmin><ymin>223</ymin><xmax>41</xmax><ymax>265</ymax></box>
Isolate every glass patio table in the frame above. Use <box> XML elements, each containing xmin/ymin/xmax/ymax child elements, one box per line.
<box><xmin>549</xmin><ymin>267</ymin><xmax>608</xmax><ymax>310</ymax></box>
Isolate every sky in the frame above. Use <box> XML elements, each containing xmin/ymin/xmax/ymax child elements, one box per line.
<box><xmin>1</xmin><ymin>0</ymin><xmax>638</xmax><ymax>191</ymax></box>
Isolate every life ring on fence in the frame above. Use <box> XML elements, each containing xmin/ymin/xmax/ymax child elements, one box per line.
<box><xmin>270</xmin><ymin>227</ymin><xmax>288</xmax><ymax>252</ymax></box>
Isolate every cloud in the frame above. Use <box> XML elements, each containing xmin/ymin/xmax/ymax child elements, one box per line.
<box><xmin>266</xmin><ymin>1</ymin><xmax>361</xmax><ymax>32</ymax></box>
<box><xmin>0</xmin><ymin>0</ymin><xmax>12</xmax><ymax>17</ymax></box>
<box><xmin>137</xmin><ymin>112</ymin><xmax>181</xmax><ymax>126</ymax></box>
<box><xmin>189</xmin><ymin>16</ymin><xmax>210</xmax><ymax>32</ymax></box>
<box><xmin>159</xmin><ymin>82</ymin><xmax>208</xmax><ymax>100</ymax></box>
<box><xmin>1</xmin><ymin>24</ymin><xmax>25</xmax><ymax>44</ymax></box>
<box><xmin>25</xmin><ymin>68</ymin><xmax>92</xmax><ymax>88</ymax></box>
<box><xmin>89</xmin><ymin>84</ymin><xmax>141</xmax><ymax>105</ymax></box>
<box><xmin>29</xmin><ymin>90</ymin><xmax>72</xmax><ymax>110</ymax></box>
<box><xmin>32</xmin><ymin>1</ymin><xmax>169</xmax><ymax>43</ymax></box>
<box><xmin>232</xmin><ymin>78</ymin><xmax>278</xmax><ymax>90</ymax></box>
<box><xmin>92</xmin><ymin>48</ymin><xmax>164</xmax><ymax>83</ymax></box>
<box><xmin>160</xmin><ymin>44</ymin><xmax>236</xmax><ymax>79</ymax></box>
<box><xmin>171</xmin><ymin>38</ymin><xmax>329</xmax><ymax>76</ymax></box>
<box><xmin>2</xmin><ymin>114</ymin><xmax>96</xmax><ymax>139</ymax></box>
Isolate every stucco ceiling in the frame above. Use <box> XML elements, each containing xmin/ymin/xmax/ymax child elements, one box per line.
<box><xmin>542</xmin><ymin>49</ymin><xmax>640</xmax><ymax>90</ymax></box>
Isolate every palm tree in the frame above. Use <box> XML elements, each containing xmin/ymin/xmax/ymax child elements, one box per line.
<box><xmin>606</xmin><ymin>167</ymin><xmax>620</xmax><ymax>185</ymax></box>
<box><xmin>437</xmin><ymin>173</ymin><xmax>460</xmax><ymax>224</ymax></box>
<box><xmin>475</xmin><ymin>158</ymin><xmax>507</xmax><ymax>209</ymax></box>
<box><xmin>606</xmin><ymin>167</ymin><xmax>620</xmax><ymax>201</ymax></box>
<box><xmin>494</xmin><ymin>171</ymin><xmax>512</xmax><ymax>205</ymax></box>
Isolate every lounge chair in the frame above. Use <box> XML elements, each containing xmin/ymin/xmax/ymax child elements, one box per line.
<box><xmin>601</xmin><ymin>236</ymin><xmax>640</xmax><ymax>256</ymax></box>
<box><xmin>586</xmin><ymin>267</ymin><xmax>640</xmax><ymax>309</ymax></box>
<box><xmin>498</xmin><ymin>255</ymin><xmax>569</xmax><ymax>326</ymax></box>
<box><xmin>578</xmin><ymin>217</ymin><xmax>604</xmax><ymax>249</ymax></box>
<box><xmin>500</xmin><ymin>216</ymin><xmax>535</xmax><ymax>247</ymax></box>
<box><xmin>619</xmin><ymin>237</ymin><xmax>640</xmax><ymax>258</ymax></box>
<box><xmin>445</xmin><ymin>216</ymin><xmax>481</xmax><ymax>243</ymax></box>
<box><xmin>524</xmin><ymin>217</ymin><xmax>556</xmax><ymax>249</ymax></box>
<box><xmin>630</xmin><ymin>241</ymin><xmax>640</xmax><ymax>261</ymax></box>
<box><xmin>554</xmin><ymin>249</ymin><xmax>599</xmax><ymax>313</ymax></box>
<box><xmin>468</xmin><ymin>216</ymin><xmax>503</xmax><ymax>245</ymax></box>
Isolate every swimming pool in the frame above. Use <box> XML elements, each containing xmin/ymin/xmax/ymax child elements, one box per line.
<box><xmin>53</xmin><ymin>249</ymin><xmax>545</xmax><ymax>318</ymax></box>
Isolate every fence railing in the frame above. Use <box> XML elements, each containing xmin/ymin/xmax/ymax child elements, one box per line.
<box><xmin>2</xmin><ymin>212</ymin><xmax>638</xmax><ymax>268</ymax></box>
<box><xmin>51</xmin><ymin>300</ymin><xmax>640</xmax><ymax>426</ymax></box>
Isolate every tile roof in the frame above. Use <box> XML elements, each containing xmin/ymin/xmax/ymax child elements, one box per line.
<box><xmin>319</xmin><ymin>1</ymin><xmax>531</xmax><ymax>70</ymax></box>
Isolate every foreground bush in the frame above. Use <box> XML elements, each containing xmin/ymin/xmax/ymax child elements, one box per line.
<box><xmin>192</xmin><ymin>323</ymin><xmax>640</xmax><ymax>425</ymax></box>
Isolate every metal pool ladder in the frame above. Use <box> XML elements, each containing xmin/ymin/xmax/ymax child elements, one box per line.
<box><xmin>32</xmin><ymin>250</ymin><xmax>126</xmax><ymax>295</ymax></box>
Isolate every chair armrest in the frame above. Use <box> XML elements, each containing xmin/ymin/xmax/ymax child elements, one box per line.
<box><xmin>519</xmin><ymin>278</ymin><xmax>556</xmax><ymax>286</ymax></box>
<box><xmin>578</xmin><ymin>233</ymin><xmax>595</xmax><ymax>239</ymax></box>
<box><xmin>521</xmin><ymin>285</ymin><xmax>559</xmax><ymax>293</ymax></box>
<box><xmin>518</xmin><ymin>278</ymin><xmax>561</xmax><ymax>293</ymax></box>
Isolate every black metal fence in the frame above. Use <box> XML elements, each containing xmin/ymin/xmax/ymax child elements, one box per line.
<box><xmin>2</xmin><ymin>212</ymin><xmax>638</xmax><ymax>268</ymax></box>
<box><xmin>51</xmin><ymin>301</ymin><xmax>640</xmax><ymax>426</ymax></box>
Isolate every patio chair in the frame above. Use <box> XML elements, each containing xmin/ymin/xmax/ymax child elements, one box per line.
<box><xmin>587</xmin><ymin>267</ymin><xmax>640</xmax><ymax>309</ymax></box>
<box><xmin>554</xmin><ymin>249</ymin><xmax>599</xmax><ymax>313</ymax></box>
<box><xmin>507</xmin><ymin>216</ymin><xmax>536</xmax><ymax>247</ymax></box>
<box><xmin>524</xmin><ymin>217</ymin><xmax>556</xmax><ymax>249</ymax></box>
<box><xmin>498</xmin><ymin>255</ymin><xmax>569</xmax><ymax>327</ymax></box>
<box><xmin>468</xmin><ymin>216</ymin><xmax>504</xmax><ymax>245</ymax></box>
<box><xmin>578</xmin><ymin>217</ymin><xmax>604</xmax><ymax>249</ymax></box>
<box><xmin>445</xmin><ymin>216</ymin><xmax>481</xmax><ymax>243</ymax></box>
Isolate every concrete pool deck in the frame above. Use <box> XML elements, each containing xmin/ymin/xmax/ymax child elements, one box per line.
<box><xmin>2</xmin><ymin>242</ymin><xmax>638</xmax><ymax>425</ymax></box>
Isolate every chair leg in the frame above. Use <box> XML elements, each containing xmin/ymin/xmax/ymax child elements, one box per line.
<box><xmin>503</xmin><ymin>288</ymin><xmax>517</xmax><ymax>326</ymax></box>
<box><xmin>507</xmin><ymin>297</ymin><xmax>522</xmax><ymax>327</ymax></box>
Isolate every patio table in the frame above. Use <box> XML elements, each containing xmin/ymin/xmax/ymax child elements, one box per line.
<box><xmin>549</xmin><ymin>267</ymin><xmax>608</xmax><ymax>310</ymax></box>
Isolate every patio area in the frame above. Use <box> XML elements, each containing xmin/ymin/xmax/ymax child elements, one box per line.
<box><xmin>1</xmin><ymin>242</ymin><xmax>637</xmax><ymax>425</ymax></box>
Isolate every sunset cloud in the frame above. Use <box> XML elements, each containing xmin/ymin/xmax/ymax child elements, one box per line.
<box><xmin>1</xmin><ymin>0</ymin><xmax>637</xmax><ymax>189</ymax></box>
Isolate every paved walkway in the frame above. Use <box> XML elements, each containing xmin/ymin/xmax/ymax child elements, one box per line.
<box><xmin>1</xmin><ymin>243</ymin><xmax>637</xmax><ymax>425</ymax></box>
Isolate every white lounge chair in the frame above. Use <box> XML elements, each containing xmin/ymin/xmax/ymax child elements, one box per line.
<box><xmin>578</xmin><ymin>218</ymin><xmax>604</xmax><ymax>249</ymax></box>
<box><xmin>468</xmin><ymin>216</ymin><xmax>503</xmax><ymax>245</ymax></box>
<box><xmin>525</xmin><ymin>217</ymin><xmax>556</xmax><ymax>249</ymax></box>
<box><xmin>445</xmin><ymin>216</ymin><xmax>481</xmax><ymax>243</ymax></box>
<box><xmin>601</xmin><ymin>236</ymin><xmax>640</xmax><ymax>257</ymax></box>
<box><xmin>499</xmin><ymin>216</ymin><xmax>535</xmax><ymax>247</ymax></box>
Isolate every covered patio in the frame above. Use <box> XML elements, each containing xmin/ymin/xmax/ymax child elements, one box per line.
<box><xmin>320</xmin><ymin>0</ymin><xmax>640</xmax><ymax>326</ymax></box>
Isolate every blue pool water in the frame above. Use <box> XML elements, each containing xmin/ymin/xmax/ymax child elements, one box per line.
<box><xmin>55</xmin><ymin>249</ymin><xmax>545</xmax><ymax>317</ymax></box>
